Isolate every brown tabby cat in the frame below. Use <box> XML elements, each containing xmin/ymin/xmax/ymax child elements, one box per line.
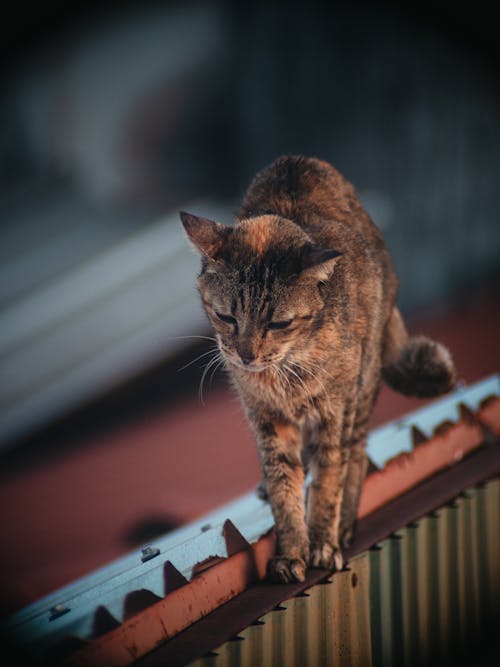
<box><xmin>180</xmin><ymin>155</ymin><xmax>456</xmax><ymax>583</ymax></box>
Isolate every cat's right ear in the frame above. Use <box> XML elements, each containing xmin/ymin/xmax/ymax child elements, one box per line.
<box><xmin>180</xmin><ymin>211</ymin><xmax>231</xmax><ymax>260</ymax></box>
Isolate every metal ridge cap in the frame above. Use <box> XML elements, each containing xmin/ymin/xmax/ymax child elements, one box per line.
<box><xmin>3</xmin><ymin>493</ymin><xmax>275</xmax><ymax>649</ymax></box>
<box><xmin>8</xmin><ymin>486</ymin><xmax>263</xmax><ymax>611</ymax></box>
<box><xmin>366</xmin><ymin>373</ymin><xmax>500</xmax><ymax>468</ymax></box>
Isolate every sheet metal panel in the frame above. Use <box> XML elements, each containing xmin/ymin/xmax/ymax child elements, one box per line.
<box><xmin>435</xmin><ymin>502</ymin><xmax>459</xmax><ymax>662</ymax></box>
<box><xmin>192</xmin><ymin>554</ymin><xmax>372</xmax><ymax>667</ymax></box>
<box><xmin>194</xmin><ymin>478</ymin><xmax>500</xmax><ymax>667</ymax></box>
<box><xmin>484</xmin><ymin>478</ymin><xmax>500</xmax><ymax>621</ymax></box>
<box><xmin>399</xmin><ymin>522</ymin><xmax>420</xmax><ymax>667</ymax></box>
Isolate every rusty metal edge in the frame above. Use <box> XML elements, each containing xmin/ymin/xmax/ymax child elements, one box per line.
<box><xmin>63</xmin><ymin>536</ymin><xmax>276</xmax><ymax>667</ymax></box>
<box><xmin>358</xmin><ymin>420</ymin><xmax>484</xmax><ymax>516</ymax></box>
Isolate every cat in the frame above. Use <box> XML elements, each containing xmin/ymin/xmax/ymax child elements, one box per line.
<box><xmin>180</xmin><ymin>155</ymin><xmax>456</xmax><ymax>583</ymax></box>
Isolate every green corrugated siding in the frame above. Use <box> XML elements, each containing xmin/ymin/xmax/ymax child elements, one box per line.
<box><xmin>191</xmin><ymin>478</ymin><xmax>500</xmax><ymax>667</ymax></box>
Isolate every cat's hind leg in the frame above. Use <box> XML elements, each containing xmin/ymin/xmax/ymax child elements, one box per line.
<box><xmin>338</xmin><ymin>387</ymin><xmax>374</xmax><ymax>549</ymax></box>
<box><xmin>339</xmin><ymin>441</ymin><xmax>368</xmax><ymax>549</ymax></box>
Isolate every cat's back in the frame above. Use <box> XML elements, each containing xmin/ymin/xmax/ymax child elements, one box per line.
<box><xmin>239</xmin><ymin>154</ymin><xmax>358</xmax><ymax>219</ymax></box>
<box><xmin>238</xmin><ymin>154</ymin><xmax>397</xmax><ymax>302</ymax></box>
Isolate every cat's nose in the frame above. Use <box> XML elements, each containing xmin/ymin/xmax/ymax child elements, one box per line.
<box><xmin>237</xmin><ymin>337</ymin><xmax>256</xmax><ymax>366</ymax></box>
<box><xmin>240</xmin><ymin>352</ymin><xmax>255</xmax><ymax>366</ymax></box>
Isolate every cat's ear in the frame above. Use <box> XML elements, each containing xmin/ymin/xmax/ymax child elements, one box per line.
<box><xmin>180</xmin><ymin>211</ymin><xmax>231</xmax><ymax>260</ymax></box>
<box><xmin>300</xmin><ymin>246</ymin><xmax>342</xmax><ymax>282</ymax></box>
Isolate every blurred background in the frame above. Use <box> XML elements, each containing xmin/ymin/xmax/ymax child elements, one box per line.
<box><xmin>0</xmin><ymin>0</ymin><xmax>499</xmax><ymax>613</ymax></box>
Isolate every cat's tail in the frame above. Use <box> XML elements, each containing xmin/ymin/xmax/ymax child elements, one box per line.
<box><xmin>381</xmin><ymin>306</ymin><xmax>456</xmax><ymax>398</ymax></box>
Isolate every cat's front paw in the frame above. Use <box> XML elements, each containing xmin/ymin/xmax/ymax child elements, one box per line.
<box><xmin>310</xmin><ymin>541</ymin><xmax>344</xmax><ymax>572</ymax></box>
<box><xmin>267</xmin><ymin>556</ymin><xmax>307</xmax><ymax>583</ymax></box>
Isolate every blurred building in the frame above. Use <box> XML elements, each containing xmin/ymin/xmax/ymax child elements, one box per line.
<box><xmin>1</xmin><ymin>2</ymin><xmax>499</xmax><ymax>447</ymax></box>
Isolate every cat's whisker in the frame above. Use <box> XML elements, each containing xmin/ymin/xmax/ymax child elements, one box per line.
<box><xmin>289</xmin><ymin>359</ymin><xmax>324</xmax><ymax>383</ymax></box>
<box><xmin>290</xmin><ymin>357</ymin><xmax>333</xmax><ymax>390</ymax></box>
<box><xmin>283</xmin><ymin>363</ymin><xmax>315</xmax><ymax>410</ymax></box>
<box><xmin>275</xmin><ymin>364</ymin><xmax>293</xmax><ymax>397</ymax></box>
<box><xmin>198</xmin><ymin>351</ymin><xmax>224</xmax><ymax>405</ymax></box>
<box><xmin>208</xmin><ymin>356</ymin><xmax>226</xmax><ymax>388</ymax></box>
<box><xmin>297</xmin><ymin>369</ymin><xmax>317</xmax><ymax>410</ymax></box>
<box><xmin>290</xmin><ymin>360</ymin><xmax>333</xmax><ymax>412</ymax></box>
<box><xmin>292</xmin><ymin>356</ymin><xmax>334</xmax><ymax>380</ymax></box>
<box><xmin>198</xmin><ymin>358</ymin><xmax>218</xmax><ymax>405</ymax></box>
<box><xmin>270</xmin><ymin>364</ymin><xmax>283</xmax><ymax>394</ymax></box>
<box><xmin>169</xmin><ymin>334</ymin><xmax>217</xmax><ymax>342</ymax></box>
<box><xmin>178</xmin><ymin>346</ymin><xmax>220</xmax><ymax>372</ymax></box>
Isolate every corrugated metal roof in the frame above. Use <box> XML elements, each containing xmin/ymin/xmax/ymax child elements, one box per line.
<box><xmin>2</xmin><ymin>374</ymin><xmax>500</xmax><ymax>665</ymax></box>
<box><xmin>187</xmin><ymin>479</ymin><xmax>499</xmax><ymax>667</ymax></box>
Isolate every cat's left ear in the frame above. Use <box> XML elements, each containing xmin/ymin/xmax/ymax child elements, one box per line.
<box><xmin>180</xmin><ymin>211</ymin><xmax>231</xmax><ymax>260</ymax></box>
<box><xmin>300</xmin><ymin>246</ymin><xmax>342</xmax><ymax>282</ymax></box>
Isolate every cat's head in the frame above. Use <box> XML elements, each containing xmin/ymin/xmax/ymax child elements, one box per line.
<box><xmin>180</xmin><ymin>211</ymin><xmax>341</xmax><ymax>372</ymax></box>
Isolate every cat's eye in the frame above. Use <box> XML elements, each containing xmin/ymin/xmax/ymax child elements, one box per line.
<box><xmin>268</xmin><ymin>319</ymin><xmax>293</xmax><ymax>330</ymax></box>
<box><xmin>215</xmin><ymin>311</ymin><xmax>237</xmax><ymax>325</ymax></box>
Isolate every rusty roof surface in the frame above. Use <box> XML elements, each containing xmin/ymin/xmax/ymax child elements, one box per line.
<box><xmin>3</xmin><ymin>374</ymin><xmax>500</xmax><ymax>666</ymax></box>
